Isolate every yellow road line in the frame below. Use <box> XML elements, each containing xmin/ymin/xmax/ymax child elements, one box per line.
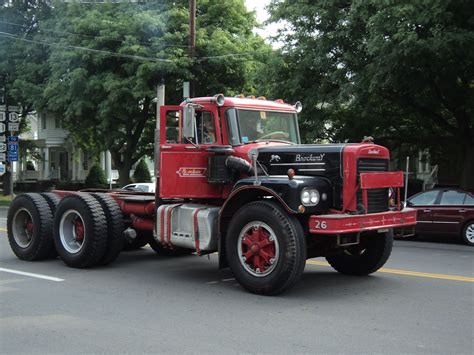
<box><xmin>0</xmin><ymin>228</ymin><xmax>6</xmax><ymax>232</ymax></box>
<box><xmin>306</xmin><ymin>260</ymin><xmax>474</xmax><ymax>283</ymax></box>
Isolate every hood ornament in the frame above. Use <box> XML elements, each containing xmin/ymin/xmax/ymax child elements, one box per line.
<box><xmin>270</xmin><ymin>155</ymin><xmax>281</xmax><ymax>163</ymax></box>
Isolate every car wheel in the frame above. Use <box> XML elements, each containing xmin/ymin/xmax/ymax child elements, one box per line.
<box><xmin>462</xmin><ymin>221</ymin><xmax>474</xmax><ymax>246</ymax></box>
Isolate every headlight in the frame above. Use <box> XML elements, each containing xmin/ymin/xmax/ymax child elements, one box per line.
<box><xmin>301</xmin><ymin>188</ymin><xmax>320</xmax><ymax>206</ymax></box>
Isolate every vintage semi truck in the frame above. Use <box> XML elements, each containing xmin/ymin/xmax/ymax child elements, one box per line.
<box><xmin>7</xmin><ymin>95</ymin><xmax>416</xmax><ymax>295</ymax></box>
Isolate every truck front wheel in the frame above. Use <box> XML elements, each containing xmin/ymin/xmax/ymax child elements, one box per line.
<box><xmin>225</xmin><ymin>201</ymin><xmax>306</xmax><ymax>295</ymax></box>
<box><xmin>325</xmin><ymin>230</ymin><xmax>393</xmax><ymax>275</ymax></box>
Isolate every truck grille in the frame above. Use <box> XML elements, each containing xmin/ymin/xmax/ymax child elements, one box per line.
<box><xmin>357</xmin><ymin>158</ymin><xmax>389</xmax><ymax>213</ymax></box>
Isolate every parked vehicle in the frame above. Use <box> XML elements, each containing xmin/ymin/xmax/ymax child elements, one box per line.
<box><xmin>407</xmin><ymin>188</ymin><xmax>474</xmax><ymax>246</ymax></box>
<box><xmin>122</xmin><ymin>183</ymin><xmax>155</xmax><ymax>193</ymax></box>
<box><xmin>7</xmin><ymin>95</ymin><xmax>416</xmax><ymax>295</ymax></box>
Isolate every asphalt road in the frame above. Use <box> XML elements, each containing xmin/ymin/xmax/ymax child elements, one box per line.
<box><xmin>0</xmin><ymin>209</ymin><xmax>473</xmax><ymax>354</ymax></box>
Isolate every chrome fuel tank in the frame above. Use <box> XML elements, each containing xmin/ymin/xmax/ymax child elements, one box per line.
<box><xmin>155</xmin><ymin>204</ymin><xmax>219</xmax><ymax>252</ymax></box>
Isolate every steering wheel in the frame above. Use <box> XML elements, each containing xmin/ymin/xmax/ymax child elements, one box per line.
<box><xmin>258</xmin><ymin>131</ymin><xmax>290</xmax><ymax>140</ymax></box>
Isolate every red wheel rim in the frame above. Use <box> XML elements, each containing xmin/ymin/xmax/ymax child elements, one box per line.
<box><xmin>238</xmin><ymin>222</ymin><xmax>279</xmax><ymax>277</ymax></box>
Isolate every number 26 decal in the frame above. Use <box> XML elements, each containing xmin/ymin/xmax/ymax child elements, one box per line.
<box><xmin>314</xmin><ymin>221</ymin><xmax>327</xmax><ymax>229</ymax></box>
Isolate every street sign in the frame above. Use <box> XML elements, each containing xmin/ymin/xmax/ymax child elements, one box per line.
<box><xmin>0</xmin><ymin>142</ymin><xmax>6</xmax><ymax>152</ymax></box>
<box><xmin>8</xmin><ymin>135</ymin><xmax>19</xmax><ymax>143</ymax></box>
<box><xmin>8</xmin><ymin>122</ymin><xmax>19</xmax><ymax>132</ymax></box>
<box><xmin>8</xmin><ymin>143</ymin><xmax>18</xmax><ymax>152</ymax></box>
<box><xmin>7</xmin><ymin>151</ymin><xmax>18</xmax><ymax>162</ymax></box>
<box><xmin>0</xmin><ymin>112</ymin><xmax>5</xmax><ymax>122</ymax></box>
<box><xmin>0</xmin><ymin>162</ymin><xmax>5</xmax><ymax>176</ymax></box>
<box><xmin>0</xmin><ymin>152</ymin><xmax>5</xmax><ymax>161</ymax></box>
<box><xmin>0</xmin><ymin>123</ymin><xmax>5</xmax><ymax>133</ymax></box>
<box><xmin>9</xmin><ymin>112</ymin><xmax>19</xmax><ymax>122</ymax></box>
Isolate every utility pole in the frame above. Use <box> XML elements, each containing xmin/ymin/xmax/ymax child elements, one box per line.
<box><xmin>188</xmin><ymin>0</ymin><xmax>196</xmax><ymax>98</ymax></box>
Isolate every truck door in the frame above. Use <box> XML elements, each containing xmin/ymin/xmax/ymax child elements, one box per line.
<box><xmin>159</xmin><ymin>105</ymin><xmax>222</xmax><ymax>199</ymax></box>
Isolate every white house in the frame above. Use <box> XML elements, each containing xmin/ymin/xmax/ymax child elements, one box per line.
<box><xmin>16</xmin><ymin>112</ymin><xmax>117</xmax><ymax>183</ymax></box>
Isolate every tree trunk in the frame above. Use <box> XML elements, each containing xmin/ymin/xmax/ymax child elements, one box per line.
<box><xmin>460</xmin><ymin>143</ymin><xmax>474</xmax><ymax>191</ymax></box>
<box><xmin>116</xmin><ymin>160</ymin><xmax>133</xmax><ymax>187</ymax></box>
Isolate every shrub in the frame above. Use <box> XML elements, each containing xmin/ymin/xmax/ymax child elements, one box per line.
<box><xmin>85</xmin><ymin>164</ymin><xmax>107</xmax><ymax>188</ymax></box>
<box><xmin>133</xmin><ymin>159</ymin><xmax>152</xmax><ymax>182</ymax></box>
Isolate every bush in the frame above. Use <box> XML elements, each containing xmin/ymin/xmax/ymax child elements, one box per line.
<box><xmin>133</xmin><ymin>159</ymin><xmax>152</xmax><ymax>183</ymax></box>
<box><xmin>85</xmin><ymin>164</ymin><xmax>107</xmax><ymax>188</ymax></box>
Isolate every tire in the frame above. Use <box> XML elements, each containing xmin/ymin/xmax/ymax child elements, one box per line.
<box><xmin>7</xmin><ymin>193</ymin><xmax>55</xmax><ymax>261</ymax></box>
<box><xmin>53</xmin><ymin>193</ymin><xmax>108</xmax><ymax>268</ymax></box>
<box><xmin>40</xmin><ymin>192</ymin><xmax>61</xmax><ymax>214</ymax></box>
<box><xmin>326</xmin><ymin>230</ymin><xmax>393</xmax><ymax>275</ymax></box>
<box><xmin>148</xmin><ymin>234</ymin><xmax>194</xmax><ymax>256</ymax></box>
<box><xmin>225</xmin><ymin>201</ymin><xmax>306</xmax><ymax>295</ymax></box>
<box><xmin>40</xmin><ymin>192</ymin><xmax>61</xmax><ymax>257</ymax></box>
<box><xmin>122</xmin><ymin>232</ymin><xmax>149</xmax><ymax>251</ymax></box>
<box><xmin>461</xmin><ymin>221</ymin><xmax>474</xmax><ymax>246</ymax></box>
<box><xmin>91</xmin><ymin>193</ymin><xmax>125</xmax><ymax>265</ymax></box>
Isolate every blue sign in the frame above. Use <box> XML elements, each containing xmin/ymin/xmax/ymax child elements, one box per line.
<box><xmin>7</xmin><ymin>151</ymin><xmax>18</xmax><ymax>162</ymax></box>
<box><xmin>8</xmin><ymin>136</ymin><xmax>19</xmax><ymax>143</ymax></box>
<box><xmin>8</xmin><ymin>144</ymin><xmax>19</xmax><ymax>152</ymax></box>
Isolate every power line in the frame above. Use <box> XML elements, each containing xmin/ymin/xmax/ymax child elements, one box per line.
<box><xmin>0</xmin><ymin>31</ymin><xmax>173</xmax><ymax>63</ymax></box>
<box><xmin>0</xmin><ymin>20</ymin><xmax>189</xmax><ymax>49</ymax></box>
<box><xmin>0</xmin><ymin>30</ymin><xmax>272</xmax><ymax>64</ymax></box>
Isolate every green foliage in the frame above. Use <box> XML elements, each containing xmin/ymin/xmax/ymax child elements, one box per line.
<box><xmin>133</xmin><ymin>159</ymin><xmax>152</xmax><ymax>183</ymax></box>
<box><xmin>84</xmin><ymin>164</ymin><xmax>107</xmax><ymax>188</ymax></box>
<box><xmin>266</xmin><ymin>0</ymin><xmax>474</xmax><ymax>188</ymax></box>
<box><xmin>1</xmin><ymin>1</ymin><xmax>270</xmax><ymax>185</ymax></box>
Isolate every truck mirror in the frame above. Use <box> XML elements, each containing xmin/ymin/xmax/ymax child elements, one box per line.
<box><xmin>183</xmin><ymin>104</ymin><xmax>196</xmax><ymax>139</ymax></box>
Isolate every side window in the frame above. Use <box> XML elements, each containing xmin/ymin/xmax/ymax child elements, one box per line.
<box><xmin>196</xmin><ymin>111</ymin><xmax>216</xmax><ymax>144</ymax></box>
<box><xmin>464</xmin><ymin>194</ymin><xmax>474</xmax><ymax>205</ymax></box>
<box><xmin>439</xmin><ymin>190</ymin><xmax>466</xmax><ymax>205</ymax></box>
<box><xmin>409</xmin><ymin>190</ymin><xmax>439</xmax><ymax>205</ymax></box>
<box><xmin>165</xmin><ymin>110</ymin><xmax>180</xmax><ymax>143</ymax></box>
<box><xmin>225</xmin><ymin>108</ymin><xmax>240</xmax><ymax>145</ymax></box>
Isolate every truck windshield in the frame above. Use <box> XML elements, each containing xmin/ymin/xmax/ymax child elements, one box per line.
<box><xmin>226</xmin><ymin>109</ymin><xmax>300</xmax><ymax>145</ymax></box>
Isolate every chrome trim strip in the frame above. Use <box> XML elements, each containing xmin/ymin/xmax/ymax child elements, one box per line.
<box><xmin>270</xmin><ymin>162</ymin><xmax>325</xmax><ymax>166</ymax></box>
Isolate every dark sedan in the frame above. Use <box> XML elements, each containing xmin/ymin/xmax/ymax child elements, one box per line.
<box><xmin>407</xmin><ymin>188</ymin><xmax>474</xmax><ymax>246</ymax></box>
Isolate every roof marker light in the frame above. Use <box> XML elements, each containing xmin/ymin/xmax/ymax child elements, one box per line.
<box><xmin>294</xmin><ymin>101</ymin><xmax>303</xmax><ymax>113</ymax></box>
<box><xmin>213</xmin><ymin>94</ymin><xmax>225</xmax><ymax>106</ymax></box>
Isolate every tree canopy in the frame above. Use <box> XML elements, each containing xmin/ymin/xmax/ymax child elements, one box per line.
<box><xmin>1</xmin><ymin>0</ymin><xmax>269</xmax><ymax>185</ymax></box>
<box><xmin>265</xmin><ymin>0</ymin><xmax>474</xmax><ymax>189</ymax></box>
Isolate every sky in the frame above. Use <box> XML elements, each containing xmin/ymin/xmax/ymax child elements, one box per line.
<box><xmin>245</xmin><ymin>0</ymin><xmax>284</xmax><ymax>47</ymax></box>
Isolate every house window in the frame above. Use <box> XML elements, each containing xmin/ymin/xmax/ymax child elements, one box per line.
<box><xmin>83</xmin><ymin>151</ymin><xmax>89</xmax><ymax>171</ymax></box>
<box><xmin>42</xmin><ymin>115</ymin><xmax>46</xmax><ymax>130</ymax></box>
<box><xmin>55</xmin><ymin>117</ymin><xmax>61</xmax><ymax>128</ymax></box>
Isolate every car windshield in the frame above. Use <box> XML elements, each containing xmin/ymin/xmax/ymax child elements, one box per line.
<box><xmin>226</xmin><ymin>109</ymin><xmax>300</xmax><ymax>145</ymax></box>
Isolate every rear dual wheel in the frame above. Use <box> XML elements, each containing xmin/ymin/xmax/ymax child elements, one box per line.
<box><xmin>53</xmin><ymin>193</ymin><xmax>108</xmax><ymax>268</ymax></box>
<box><xmin>7</xmin><ymin>193</ymin><xmax>55</xmax><ymax>261</ymax></box>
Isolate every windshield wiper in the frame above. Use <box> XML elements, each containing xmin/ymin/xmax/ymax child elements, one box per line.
<box><xmin>250</xmin><ymin>139</ymin><xmax>296</xmax><ymax>145</ymax></box>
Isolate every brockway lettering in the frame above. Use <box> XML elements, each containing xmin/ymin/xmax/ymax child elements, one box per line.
<box><xmin>295</xmin><ymin>153</ymin><xmax>325</xmax><ymax>162</ymax></box>
<box><xmin>368</xmin><ymin>149</ymin><xmax>380</xmax><ymax>155</ymax></box>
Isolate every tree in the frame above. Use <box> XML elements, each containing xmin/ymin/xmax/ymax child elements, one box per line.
<box><xmin>37</xmin><ymin>1</ymin><xmax>268</xmax><ymax>185</ymax></box>
<box><xmin>133</xmin><ymin>159</ymin><xmax>151</xmax><ymax>183</ymax></box>
<box><xmin>0</xmin><ymin>1</ymin><xmax>53</xmax><ymax>194</ymax></box>
<box><xmin>266</xmin><ymin>0</ymin><xmax>474</xmax><ymax>189</ymax></box>
<box><xmin>85</xmin><ymin>164</ymin><xmax>107</xmax><ymax>188</ymax></box>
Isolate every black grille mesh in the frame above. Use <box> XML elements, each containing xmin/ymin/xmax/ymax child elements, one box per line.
<box><xmin>357</xmin><ymin>158</ymin><xmax>389</xmax><ymax>213</ymax></box>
